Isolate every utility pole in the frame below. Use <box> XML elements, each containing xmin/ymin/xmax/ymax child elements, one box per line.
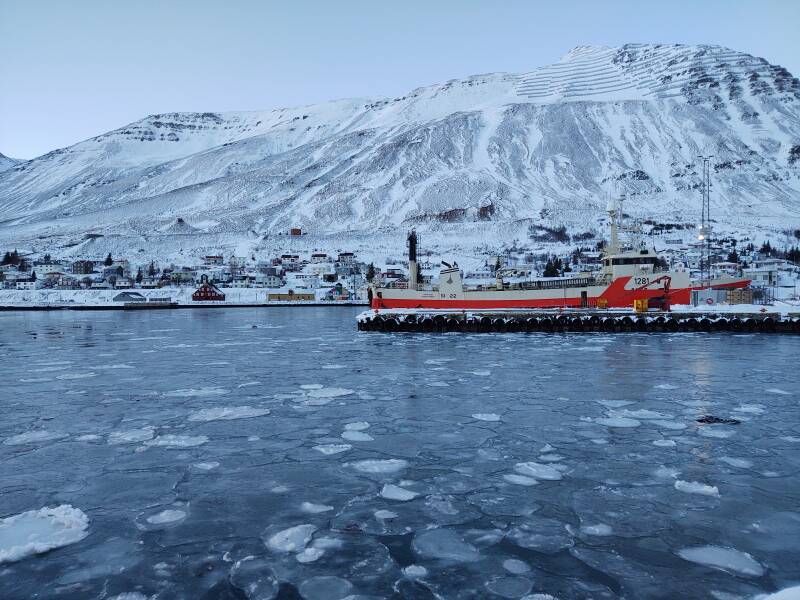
<box><xmin>697</xmin><ymin>155</ymin><xmax>714</xmax><ymax>288</ymax></box>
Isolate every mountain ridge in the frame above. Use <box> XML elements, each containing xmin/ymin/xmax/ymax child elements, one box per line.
<box><xmin>1</xmin><ymin>43</ymin><xmax>799</xmax><ymax>260</ymax></box>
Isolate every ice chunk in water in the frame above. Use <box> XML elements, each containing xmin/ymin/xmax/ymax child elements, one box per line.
<box><xmin>350</xmin><ymin>459</ymin><xmax>409</xmax><ymax>474</ymax></box>
<box><xmin>188</xmin><ymin>406</ymin><xmax>270</xmax><ymax>422</ymax></box>
<box><xmin>146</xmin><ymin>509</ymin><xmax>186</xmax><ymax>525</ymax></box>
<box><xmin>300</xmin><ymin>502</ymin><xmax>333</xmax><ymax>514</ymax></box>
<box><xmin>412</xmin><ymin>529</ymin><xmax>481</xmax><ymax>562</ymax></box>
<box><xmin>344</xmin><ymin>421</ymin><xmax>370</xmax><ymax>431</ymax></box>
<box><xmin>596</xmin><ymin>417</ymin><xmax>641</xmax><ymax>428</ymax></box>
<box><xmin>298</xmin><ymin>576</ymin><xmax>353</xmax><ymax>600</ymax></box>
<box><xmin>503</xmin><ymin>474</ymin><xmax>539</xmax><ymax>486</ymax></box>
<box><xmin>313</xmin><ymin>444</ymin><xmax>351</xmax><ymax>455</ymax></box>
<box><xmin>719</xmin><ymin>456</ymin><xmax>752</xmax><ymax>469</ymax></box>
<box><xmin>507</xmin><ymin>517</ymin><xmax>573</xmax><ymax>554</ymax></box>
<box><xmin>0</xmin><ymin>505</ymin><xmax>89</xmax><ymax>564</ymax></box>
<box><xmin>758</xmin><ymin>586</ymin><xmax>800</xmax><ymax>599</ymax></box>
<box><xmin>306</xmin><ymin>387</ymin><xmax>354</xmax><ymax>399</ymax></box>
<box><xmin>580</xmin><ymin>523</ymin><xmax>614</xmax><ymax>536</ymax></box>
<box><xmin>403</xmin><ymin>564</ymin><xmax>428</xmax><ymax>578</ymax></box>
<box><xmin>677</xmin><ymin>545</ymin><xmax>764</xmax><ymax>577</ymax></box>
<box><xmin>674</xmin><ymin>480</ymin><xmax>720</xmax><ymax>497</ymax></box>
<box><xmin>296</xmin><ymin>547</ymin><xmax>325</xmax><ymax>563</ymax></box>
<box><xmin>230</xmin><ymin>556</ymin><xmax>279</xmax><ymax>600</ymax></box>
<box><xmin>164</xmin><ymin>387</ymin><xmax>228</xmax><ymax>398</ymax></box>
<box><xmin>486</xmin><ymin>576</ymin><xmax>533</xmax><ymax>598</ymax></box>
<box><xmin>193</xmin><ymin>461</ymin><xmax>220</xmax><ymax>471</ymax></box>
<box><xmin>653</xmin><ymin>439</ymin><xmax>677</xmax><ymax>447</ymax></box>
<box><xmin>380</xmin><ymin>484</ymin><xmax>418</xmax><ymax>501</ymax></box>
<box><xmin>765</xmin><ymin>388</ymin><xmax>791</xmax><ymax>396</ymax></box>
<box><xmin>4</xmin><ymin>430</ymin><xmax>67</xmax><ymax>446</ymax></box>
<box><xmin>503</xmin><ymin>558</ymin><xmax>531</xmax><ymax>574</ymax></box>
<box><xmin>265</xmin><ymin>524</ymin><xmax>316</xmax><ymax>553</ymax></box>
<box><xmin>514</xmin><ymin>462</ymin><xmax>563</xmax><ymax>481</ymax></box>
<box><xmin>145</xmin><ymin>434</ymin><xmax>208</xmax><ymax>448</ymax></box>
<box><xmin>472</xmin><ymin>413</ymin><xmax>501</xmax><ymax>422</ymax></box>
<box><xmin>108</xmin><ymin>427</ymin><xmax>155</xmax><ymax>445</ymax></box>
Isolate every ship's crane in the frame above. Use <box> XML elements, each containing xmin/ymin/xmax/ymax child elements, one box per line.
<box><xmin>631</xmin><ymin>274</ymin><xmax>672</xmax><ymax>311</ymax></box>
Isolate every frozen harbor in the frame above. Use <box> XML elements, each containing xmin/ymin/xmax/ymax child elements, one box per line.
<box><xmin>1</xmin><ymin>307</ymin><xmax>799</xmax><ymax>599</ymax></box>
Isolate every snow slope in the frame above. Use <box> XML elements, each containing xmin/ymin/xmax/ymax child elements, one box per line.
<box><xmin>1</xmin><ymin>43</ymin><xmax>799</xmax><ymax>261</ymax></box>
<box><xmin>0</xmin><ymin>153</ymin><xmax>20</xmax><ymax>174</ymax></box>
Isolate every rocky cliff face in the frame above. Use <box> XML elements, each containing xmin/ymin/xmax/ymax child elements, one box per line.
<box><xmin>1</xmin><ymin>43</ymin><xmax>799</xmax><ymax>259</ymax></box>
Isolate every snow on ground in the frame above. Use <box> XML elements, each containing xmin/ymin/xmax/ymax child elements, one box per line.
<box><xmin>0</xmin><ymin>505</ymin><xmax>89</xmax><ymax>564</ymax></box>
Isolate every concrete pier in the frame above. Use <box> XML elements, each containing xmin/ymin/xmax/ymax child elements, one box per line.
<box><xmin>357</xmin><ymin>309</ymin><xmax>800</xmax><ymax>334</ymax></box>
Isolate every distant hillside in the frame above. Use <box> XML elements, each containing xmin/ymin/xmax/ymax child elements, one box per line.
<box><xmin>1</xmin><ymin>43</ymin><xmax>799</xmax><ymax>261</ymax></box>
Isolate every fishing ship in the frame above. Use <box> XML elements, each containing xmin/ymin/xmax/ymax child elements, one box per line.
<box><xmin>369</xmin><ymin>199</ymin><xmax>750</xmax><ymax>311</ymax></box>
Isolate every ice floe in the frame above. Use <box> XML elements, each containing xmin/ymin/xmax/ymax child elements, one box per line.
<box><xmin>472</xmin><ymin>413</ymin><xmax>501</xmax><ymax>422</ymax></box>
<box><xmin>298</xmin><ymin>576</ymin><xmax>353</xmax><ymax>600</ymax></box>
<box><xmin>350</xmin><ymin>459</ymin><xmax>409</xmax><ymax>474</ymax></box>
<box><xmin>188</xmin><ymin>406</ymin><xmax>270</xmax><ymax>422</ymax></box>
<box><xmin>757</xmin><ymin>586</ymin><xmax>800</xmax><ymax>599</ymax></box>
<box><xmin>144</xmin><ymin>434</ymin><xmax>208</xmax><ymax>448</ymax></box>
<box><xmin>765</xmin><ymin>388</ymin><xmax>791</xmax><ymax>396</ymax></box>
<box><xmin>265</xmin><ymin>524</ymin><xmax>316</xmax><ymax>553</ymax></box>
<box><xmin>380</xmin><ymin>484</ymin><xmax>419</xmax><ymax>501</ymax></box>
<box><xmin>163</xmin><ymin>387</ymin><xmax>228</xmax><ymax>398</ymax></box>
<box><xmin>313</xmin><ymin>444</ymin><xmax>351</xmax><ymax>455</ymax></box>
<box><xmin>677</xmin><ymin>545</ymin><xmax>764</xmax><ymax>577</ymax></box>
<box><xmin>596</xmin><ymin>417</ymin><xmax>642</xmax><ymax>428</ymax></box>
<box><xmin>146</xmin><ymin>509</ymin><xmax>186</xmax><ymax>525</ymax></box>
<box><xmin>412</xmin><ymin>529</ymin><xmax>481</xmax><ymax>562</ymax></box>
<box><xmin>344</xmin><ymin>421</ymin><xmax>370</xmax><ymax>431</ymax></box>
<box><xmin>3</xmin><ymin>430</ymin><xmax>67</xmax><ymax>445</ymax></box>
<box><xmin>514</xmin><ymin>462</ymin><xmax>563</xmax><ymax>481</ymax></box>
<box><xmin>402</xmin><ymin>564</ymin><xmax>428</xmax><ymax>578</ymax></box>
<box><xmin>192</xmin><ymin>461</ymin><xmax>220</xmax><ymax>471</ymax></box>
<box><xmin>580</xmin><ymin>523</ymin><xmax>614</xmax><ymax>536</ymax></box>
<box><xmin>0</xmin><ymin>505</ymin><xmax>89</xmax><ymax>564</ymax></box>
<box><xmin>486</xmin><ymin>576</ymin><xmax>533</xmax><ymax>598</ymax></box>
<box><xmin>503</xmin><ymin>474</ymin><xmax>539</xmax><ymax>486</ymax></box>
<box><xmin>720</xmin><ymin>456</ymin><xmax>753</xmax><ymax>469</ymax></box>
<box><xmin>674</xmin><ymin>480</ymin><xmax>720</xmax><ymax>497</ymax></box>
<box><xmin>230</xmin><ymin>556</ymin><xmax>278</xmax><ymax>600</ymax></box>
<box><xmin>108</xmin><ymin>427</ymin><xmax>155</xmax><ymax>445</ymax></box>
<box><xmin>503</xmin><ymin>558</ymin><xmax>531</xmax><ymax>574</ymax></box>
<box><xmin>653</xmin><ymin>439</ymin><xmax>677</xmax><ymax>447</ymax></box>
<box><xmin>300</xmin><ymin>502</ymin><xmax>333</xmax><ymax>514</ymax></box>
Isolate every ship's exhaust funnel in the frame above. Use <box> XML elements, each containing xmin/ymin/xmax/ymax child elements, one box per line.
<box><xmin>408</xmin><ymin>230</ymin><xmax>418</xmax><ymax>289</ymax></box>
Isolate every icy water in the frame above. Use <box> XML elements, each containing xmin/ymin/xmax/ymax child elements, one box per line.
<box><xmin>1</xmin><ymin>308</ymin><xmax>799</xmax><ymax>600</ymax></box>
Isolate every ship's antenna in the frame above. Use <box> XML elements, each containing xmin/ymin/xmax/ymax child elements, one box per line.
<box><xmin>697</xmin><ymin>155</ymin><xmax>714</xmax><ymax>287</ymax></box>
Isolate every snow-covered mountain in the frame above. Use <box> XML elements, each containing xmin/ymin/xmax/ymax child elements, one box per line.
<box><xmin>0</xmin><ymin>153</ymin><xmax>20</xmax><ymax>173</ymax></box>
<box><xmin>1</xmin><ymin>43</ymin><xmax>799</xmax><ymax>261</ymax></box>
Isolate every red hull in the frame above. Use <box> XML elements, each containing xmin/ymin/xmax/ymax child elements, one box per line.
<box><xmin>372</xmin><ymin>277</ymin><xmax>749</xmax><ymax>310</ymax></box>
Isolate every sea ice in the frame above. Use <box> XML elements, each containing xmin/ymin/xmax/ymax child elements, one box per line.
<box><xmin>655</xmin><ymin>383</ymin><xmax>678</xmax><ymax>390</ymax></box>
<box><xmin>677</xmin><ymin>545</ymin><xmax>764</xmax><ymax>577</ymax></box>
<box><xmin>486</xmin><ymin>576</ymin><xmax>533</xmax><ymax>598</ymax></box>
<box><xmin>144</xmin><ymin>434</ymin><xmax>208</xmax><ymax>448</ymax></box>
<box><xmin>188</xmin><ymin>406</ymin><xmax>270</xmax><ymax>422</ymax></box>
<box><xmin>193</xmin><ymin>461</ymin><xmax>220</xmax><ymax>471</ymax></box>
<box><xmin>0</xmin><ymin>505</ymin><xmax>89</xmax><ymax>564</ymax></box>
<box><xmin>146</xmin><ymin>509</ymin><xmax>186</xmax><ymax>525</ymax></box>
<box><xmin>3</xmin><ymin>430</ymin><xmax>67</xmax><ymax>445</ymax></box>
<box><xmin>313</xmin><ymin>444</ymin><xmax>351</xmax><ymax>455</ymax></box>
<box><xmin>229</xmin><ymin>556</ymin><xmax>279</xmax><ymax>600</ymax></box>
<box><xmin>306</xmin><ymin>387</ymin><xmax>354</xmax><ymax>399</ymax></box>
<box><xmin>765</xmin><ymin>388</ymin><xmax>791</xmax><ymax>396</ymax></box>
<box><xmin>758</xmin><ymin>586</ymin><xmax>800</xmax><ymax>599</ymax></box>
<box><xmin>300</xmin><ymin>502</ymin><xmax>333</xmax><ymax>514</ymax></box>
<box><xmin>652</xmin><ymin>420</ymin><xmax>687</xmax><ymax>430</ymax></box>
<box><xmin>719</xmin><ymin>457</ymin><xmax>752</xmax><ymax>469</ymax></box>
<box><xmin>580</xmin><ymin>523</ymin><xmax>614</xmax><ymax>536</ymax></box>
<box><xmin>412</xmin><ymin>529</ymin><xmax>481</xmax><ymax>562</ymax></box>
<box><xmin>596</xmin><ymin>417</ymin><xmax>642</xmax><ymax>428</ymax></box>
<box><xmin>674</xmin><ymin>480</ymin><xmax>720</xmax><ymax>497</ymax></box>
<box><xmin>380</xmin><ymin>484</ymin><xmax>418</xmax><ymax>501</ymax></box>
<box><xmin>341</xmin><ymin>430</ymin><xmax>374</xmax><ymax>442</ymax></box>
<box><xmin>507</xmin><ymin>517</ymin><xmax>574</xmax><ymax>554</ymax></box>
<box><xmin>403</xmin><ymin>564</ymin><xmax>428</xmax><ymax>578</ymax></box>
<box><xmin>472</xmin><ymin>370</ymin><xmax>491</xmax><ymax>376</ymax></box>
<box><xmin>503</xmin><ymin>558</ymin><xmax>531</xmax><ymax>574</ymax></box>
<box><xmin>300</xmin><ymin>384</ymin><xmax>324</xmax><ymax>390</ymax></box>
<box><xmin>265</xmin><ymin>524</ymin><xmax>316</xmax><ymax>553</ymax></box>
<box><xmin>514</xmin><ymin>462</ymin><xmax>563</xmax><ymax>481</ymax></box>
<box><xmin>344</xmin><ymin>421</ymin><xmax>370</xmax><ymax>431</ymax></box>
<box><xmin>472</xmin><ymin>413</ymin><xmax>501</xmax><ymax>422</ymax></box>
<box><xmin>503</xmin><ymin>474</ymin><xmax>539</xmax><ymax>486</ymax></box>
<box><xmin>298</xmin><ymin>576</ymin><xmax>353</xmax><ymax>600</ymax></box>
<box><xmin>653</xmin><ymin>439</ymin><xmax>677</xmax><ymax>447</ymax></box>
<box><xmin>296</xmin><ymin>547</ymin><xmax>325</xmax><ymax>563</ymax></box>
<box><xmin>163</xmin><ymin>387</ymin><xmax>228</xmax><ymax>397</ymax></box>
<box><xmin>108</xmin><ymin>427</ymin><xmax>155</xmax><ymax>445</ymax></box>
<box><xmin>350</xmin><ymin>459</ymin><xmax>409</xmax><ymax>474</ymax></box>
<box><xmin>374</xmin><ymin>510</ymin><xmax>398</xmax><ymax>520</ymax></box>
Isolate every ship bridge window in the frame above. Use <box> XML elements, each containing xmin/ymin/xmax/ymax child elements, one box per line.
<box><xmin>611</xmin><ymin>257</ymin><xmax>659</xmax><ymax>266</ymax></box>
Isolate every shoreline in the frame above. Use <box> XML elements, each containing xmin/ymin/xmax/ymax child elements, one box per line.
<box><xmin>0</xmin><ymin>301</ymin><xmax>367</xmax><ymax>312</ymax></box>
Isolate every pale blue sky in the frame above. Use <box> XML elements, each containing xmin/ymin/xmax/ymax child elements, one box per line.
<box><xmin>1</xmin><ymin>0</ymin><xmax>798</xmax><ymax>159</ymax></box>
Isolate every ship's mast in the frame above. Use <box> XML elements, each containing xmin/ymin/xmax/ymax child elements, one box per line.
<box><xmin>697</xmin><ymin>155</ymin><xmax>714</xmax><ymax>287</ymax></box>
<box><xmin>606</xmin><ymin>194</ymin><xmax>624</xmax><ymax>255</ymax></box>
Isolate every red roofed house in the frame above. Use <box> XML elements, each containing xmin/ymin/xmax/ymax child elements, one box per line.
<box><xmin>192</xmin><ymin>275</ymin><xmax>225</xmax><ymax>301</ymax></box>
